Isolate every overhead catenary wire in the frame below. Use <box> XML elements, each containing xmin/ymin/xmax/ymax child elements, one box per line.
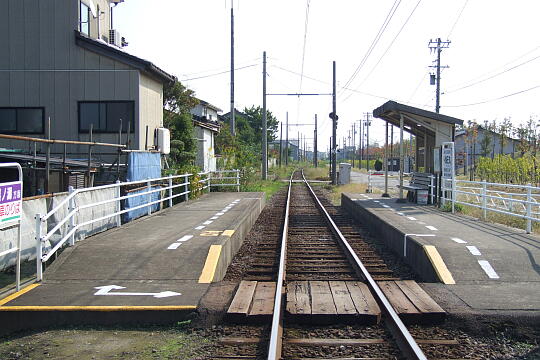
<box><xmin>339</xmin><ymin>0</ymin><xmax>402</xmax><ymax>96</ymax></box>
<box><xmin>342</xmin><ymin>0</ymin><xmax>422</xmax><ymax>102</ymax></box>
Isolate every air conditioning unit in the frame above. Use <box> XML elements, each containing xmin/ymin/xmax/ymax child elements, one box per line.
<box><xmin>109</xmin><ymin>29</ymin><xmax>122</xmax><ymax>48</ymax></box>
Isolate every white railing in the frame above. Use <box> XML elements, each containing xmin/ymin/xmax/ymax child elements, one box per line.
<box><xmin>34</xmin><ymin>169</ymin><xmax>240</xmax><ymax>281</ymax></box>
<box><xmin>441</xmin><ymin>178</ymin><xmax>540</xmax><ymax>234</ymax></box>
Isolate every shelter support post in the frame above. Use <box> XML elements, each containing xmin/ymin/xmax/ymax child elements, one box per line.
<box><xmin>398</xmin><ymin>114</ymin><xmax>405</xmax><ymax>202</ymax></box>
<box><xmin>383</xmin><ymin>120</ymin><xmax>389</xmax><ymax>197</ymax></box>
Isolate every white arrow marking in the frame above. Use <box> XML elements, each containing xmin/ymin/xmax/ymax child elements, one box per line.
<box><xmin>94</xmin><ymin>285</ymin><xmax>181</xmax><ymax>298</ymax></box>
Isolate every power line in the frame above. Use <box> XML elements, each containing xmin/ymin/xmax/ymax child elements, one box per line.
<box><xmin>343</xmin><ymin>0</ymin><xmax>422</xmax><ymax>102</ymax></box>
<box><xmin>299</xmin><ymin>0</ymin><xmax>311</xmax><ymax>94</ymax></box>
<box><xmin>445</xmin><ymin>53</ymin><xmax>540</xmax><ymax>94</ymax></box>
<box><xmin>181</xmin><ymin>63</ymin><xmax>257</xmax><ymax>81</ymax></box>
<box><xmin>446</xmin><ymin>44</ymin><xmax>540</xmax><ymax>90</ymax></box>
<box><xmin>447</xmin><ymin>0</ymin><xmax>469</xmax><ymax>39</ymax></box>
<box><xmin>445</xmin><ymin>84</ymin><xmax>540</xmax><ymax>108</ymax></box>
<box><xmin>339</xmin><ymin>0</ymin><xmax>402</xmax><ymax>95</ymax></box>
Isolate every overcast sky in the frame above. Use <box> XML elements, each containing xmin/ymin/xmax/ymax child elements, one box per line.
<box><xmin>116</xmin><ymin>0</ymin><xmax>540</xmax><ymax>151</ymax></box>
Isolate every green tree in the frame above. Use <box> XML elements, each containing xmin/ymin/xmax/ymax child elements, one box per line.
<box><xmin>163</xmin><ymin>81</ymin><xmax>199</xmax><ymax>167</ymax></box>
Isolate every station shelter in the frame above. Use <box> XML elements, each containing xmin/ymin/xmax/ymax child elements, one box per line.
<box><xmin>372</xmin><ymin>101</ymin><xmax>464</xmax><ymax>201</ymax></box>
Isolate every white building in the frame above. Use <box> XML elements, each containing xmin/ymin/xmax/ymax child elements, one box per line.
<box><xmin>191</xmin><ymin>100</ymin><xmax>221</xmax><ymax>172</ymax></box>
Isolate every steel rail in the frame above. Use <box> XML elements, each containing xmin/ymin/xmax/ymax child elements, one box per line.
<box><xmin>301</xmin><ymin>170</ymin><xmax>427</xmax><ymax>360</ymax></box>
<box><xmin>267</xmin><ymin>172</ymin><xmax>294</xmax><ymax>360</ymax></box>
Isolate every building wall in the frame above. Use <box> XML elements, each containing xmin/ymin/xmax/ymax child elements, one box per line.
<box><xmin>191</xmin><ymin>104</ymin><xmax>219</xmax><ymax>121</ymax></box>
<box><xmin>139</xmin><ymin>73</ymin><xmax>163</xmax><ymax>150</ymax></box>
<box><xmin>0</xmin><ymin>0</ymin><xmax>164</xmax><ymax>162</ymax></box>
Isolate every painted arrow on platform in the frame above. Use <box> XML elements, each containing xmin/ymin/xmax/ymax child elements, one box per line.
<box><xmin>94</xmin><ymin>285</ymin><xmax>181</xmax><ymax>298</ymax></box>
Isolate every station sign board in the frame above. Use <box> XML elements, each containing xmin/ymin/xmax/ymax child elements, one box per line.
<box><xmin>0</xmin><ymin>181</ymin><xmax>22</xmax><ymax>225</ymax></box>
<box><xmin>442</xmin><ymin>142</ymin><xmax>455</xmax><ymax>181</ymax></box>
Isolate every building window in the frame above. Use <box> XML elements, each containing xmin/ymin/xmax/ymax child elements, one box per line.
<box><xmin>80</xmin><ymin>2</ymin><xmax>90</xmax><ymax>35</ymax></box>
<box><xmin>79</xmin><ymin>101</ymin><xmax>134</xmax><ymax>133</ymax></box>
<box><xmin>0</xmin><ymin>108</ymin><xmax>44</xmax><ymax>134</ymax></box>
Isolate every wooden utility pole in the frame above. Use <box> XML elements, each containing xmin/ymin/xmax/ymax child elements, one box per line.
<box><xmin>279</xmin><ymin>122</ymin><xmax>283</xmax><ymax>168</ymax></box>
<box><xmin>285</xmin><ymin>112</ymin><xmax>289</xmax><ymax>166</ymax></box>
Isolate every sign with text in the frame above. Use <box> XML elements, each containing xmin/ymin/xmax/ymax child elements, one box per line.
<box><xmin>442</xmin><ymin>142</ymin><xmax>455</xmax><ymax>181</ymax></box>
<box><xmin>0</xmin><ymin>181</ymin><xmax>22</xmax><ymax>224</ymax></box>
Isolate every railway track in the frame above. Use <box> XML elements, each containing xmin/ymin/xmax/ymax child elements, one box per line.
<box><xmin>212</xmin><ymin>170</ymin><xmax>463</xmax><ymax>360</ymax></box>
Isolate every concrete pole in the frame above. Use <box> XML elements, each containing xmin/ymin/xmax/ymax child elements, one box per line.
<box><xmin>314</xmin><ymin>114</ymin><xmax>318</xmax><ymax>167</ymax></box>
<box><xmin>262</xmin><ymin>51</ymin><xmax>267</xmax><ymax>180</ymax></box>
<box><xmin>45</xmin><ymin>117</ymin><xmax>51</xmax><ymax>193</ymax></box>
<box><xmin>285</xmin><ymin>112</ymin><xmax>289</xmax><ymax>166</ymax></box>
<box><xmin>279</xmin><ymin>122</ymin><xmax>283</xmax><ymax>168</ymax></box>
<box><xmin>230</xmin><ymin>6</ymin><xmax>236</xmax><ymax>135</ymax></box>
<box><xmin>331</xmin><ymin>61</ymin><xmax>337</xmax><ymax>185</ymax></box>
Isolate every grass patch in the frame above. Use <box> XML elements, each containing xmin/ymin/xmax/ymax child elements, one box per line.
<box><xmin>327</xmin><ymin>183</ymin><xmax>369</xmax><ymax>205</ymax></box>
<box><xmin>241</xmin><ymin>178</ymin><xmax>287</xmax><ymax>200</ymax></box>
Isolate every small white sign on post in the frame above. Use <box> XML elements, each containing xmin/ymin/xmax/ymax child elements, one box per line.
<box><xmin>442</xmin><ymin>142</ymin><xmax>455</xmax><ymax>181</ymax></box>
<box><xmin>442</xmin><ymin>142</ymin><xmax>455</xmax><ymax>208</ymax></box>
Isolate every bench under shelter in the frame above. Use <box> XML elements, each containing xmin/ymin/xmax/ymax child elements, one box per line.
<box><xmin>372</xmin><ymin>101</ymin><xmax>464</xmax><ymax>203</ymax></box>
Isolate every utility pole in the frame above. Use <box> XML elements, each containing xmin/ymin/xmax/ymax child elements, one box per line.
<box><xmin>262</xmin><ymin>51</ymin><xmax>267</xmax><ymax>180</ymax></box>
<box><xmin>352</xmin><ymin>123</ymin><xmax>356</xmax><ymax>168</ymax></box>
<box><xmin>359</xmin><ymin>119</ymin><xmax>363</xmax><ymax>169</ymax></box>
<box><xmin>331</xmin><ymin>61</ymin><xmax>338</xmax><ymax>185</ymax></box>
<box><xmin>230</xmin><ymin>5</ymin><xmax>236</xmax><ymax>135</ymax></box>
<box><xmin>429</xmin><ymin>38</ymin><xmax>450</xmax><ymax>113</ymax></box>
<box><xmin>365</xmin><ymin>113</ymin><xmax>371</xmax><ymax>172</ymax></box>
<box><xmin>298</xmin><ymin>131</ymin><xmax>300</xmax><ymax>162</ymax></box>
<box><xmin>314</xmin><ymin>114</ymin><xmax>318</xmax><ymax>167</ymax></box>
<box><xmin>285</xmin><ymin>112</ymin><xmax>289</xmax><ymax>166</ymax></box>
<box><xmin>279</xmin><ymin>122</ymin><xmax>283</xmax><ymax>168</ymax></box>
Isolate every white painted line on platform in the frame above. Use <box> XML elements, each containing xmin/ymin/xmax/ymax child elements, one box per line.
<box><xmin>351</xmin><ymin>198</ymin><xmax>358</xmax><ymax>201</ymax></box>
<box><xmin>425</xmin><ymin>225</ymin><xmax>438</xmax><ymax>231</ymax></box>
<box><xmin>478</xmin><ymin>260</ymin><xmax>500</xmax><ymax>279</ymax></box>
<box><xmin>234</xmin><ymin>199</ymin><xmax>240</xmax><ymax>202</ymax></box>
<box><xmin>177</xmin><ymin>235</ymin><xmax>193</xmax><ymax>242</ymax></box>
<box><xmin>451</xmin><ymin>237</ymin><xmax>467</xmax><ymax>244</ymax></box>
<box><xmin>203</xmin><ymin>220</ymin><xmax>213</xmax><ymax>225</ymax></box>
<box><xmin>373</xmin><ymin>200</ymin><xmax>380</xmax><ymax>203</ymax></box>
<box><xmin>382</xmin><ymin>205</ymin><xmax>390</xmax><ymax>208</ymax></box>
<box><xmin>195</xmin><ymin>225</ymin><xmax>205</xmax><ymax>230</ymax></box>
<box><xmin>168</xmin><ymin>243</ymin><xmax>182</xmax><ymax>250</ymax></box>
<box><xmin>418</xmin><ymin>221</ymin><xmax>426</xmax><ymax>225</ymax></box>
<box><xmin>216</xmin><ymin>212</ymin><xmax>224</xmax><ymax>216</ymax></box>
<box><xmin>466</xmin><ymin>246</ymin><xmax>481</xmax><ymax>256</ymax></box>
<box><xmin>397</xmin><ymin>212</ymin><xmax>405</xmax><ymax>216</ymax></box>
<box><xmin>407</xmin><ymin>216</ymin><xmax>417</xmax><ymax>221</ymax></box>
<box><xmin>222</xmin><ymin>209</ymin><xmax>229</xmax><ymax>212</ymax></box>
<box><xmin>94</xmin><ymin>285</ymin><xmax>181</xmax><ymax>298</ymax></box>
<box><xmin>210</xmin><ymin>216</ymin><xmax>219</xmax><ymax>220</ymax></box>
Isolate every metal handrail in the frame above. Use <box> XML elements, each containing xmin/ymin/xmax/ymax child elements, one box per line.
<box><xmin>35</xmin><ymin>170</ymin><xmax>240</xmax><ymax>281</ymax></box>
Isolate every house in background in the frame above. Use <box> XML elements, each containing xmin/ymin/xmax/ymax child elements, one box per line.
<box><xmin>191</xmin><ymin>100</ymin><xmax>222</xmax><ymax>172</ymax></box>
<box><xmin>455</xmin><ymin>125</ymin><xmax>520</xmax><ymax>173</ymax></box>
<box><xmin>0</xmin><ymin>0</ymin><xmax>175</xmax><ymax>192</ymax></box>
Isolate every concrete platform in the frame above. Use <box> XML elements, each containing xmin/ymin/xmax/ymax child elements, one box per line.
<box><xmin>342</xmin><ymin>193</ymin><xmax>540</xmax><ymax>315</ymax></box>
<box><xmin>0</xmin><ymin>192</ymin><xmax>265</xmax><ymax>334</ymax></box>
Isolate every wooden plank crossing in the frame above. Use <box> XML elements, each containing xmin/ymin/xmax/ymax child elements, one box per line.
<box><xmin>377</xmin><ymin>280</ymin><xmax>446</xmax><ymax>324</ymax></box>
<box><xmin>227</xmin><ymin>281</ymin><xmax>276</xmax><ymax>321</ymax></box>
<box><xmin>287</xmin><ymin>281</ymin><xmax>381</xmax><ymax>324</ymax></box>
<box><xmin>227</xmin><ymin>280</ymin><xmax>444</xmax><ymax>325</ymax></box>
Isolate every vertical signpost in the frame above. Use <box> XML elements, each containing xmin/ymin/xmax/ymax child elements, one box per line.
<box><xmin>0</xmin><ymin>163</ymin><xmax>23</xmax><ymax>290</ymax></box>
<box><xmin>442</xmin><ymin>142</ymin><xmax>455</xmax><ymax>210</ymax></box>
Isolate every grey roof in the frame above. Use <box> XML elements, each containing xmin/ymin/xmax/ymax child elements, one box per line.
<box><xmin>75</xmin><ymin>31</ymin><xmax>176</xmax><ymax>84</ymax></box>
<box><xmin>373</xmin><ymin>101</ymin><xmax>464</xmax><ymax>126</ymax></box>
